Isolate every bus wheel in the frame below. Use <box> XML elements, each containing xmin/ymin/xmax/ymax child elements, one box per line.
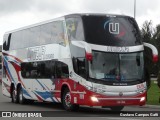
<box><xmin>62</xmin><ymin>88</ymin><xmax>79</xmax><ymax>111</ymax></box>
<box><xmin>11</xmin><ymin>87</ymin><xmax>18</xmax><ymax>103</ymax></box>
<box><xmin>110</xmin><ymin>106</ymin><xmax>124</xmax><ymax>111</ymax></box>
<box><xmin>18</xmin><ymin>86</ymin><xmax>27</xmax><ymax>104</ymax></box>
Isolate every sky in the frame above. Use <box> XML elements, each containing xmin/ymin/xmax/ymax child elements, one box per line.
<box><xmin>0</xmin><ymin>0</ymin><xmax>160</xmax><ymax>45</ymax></box>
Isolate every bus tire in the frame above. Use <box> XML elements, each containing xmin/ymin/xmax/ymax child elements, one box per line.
<box><xmin>18</xmin><ymin>86</ymin><xmax>27</xmax><ymax>104</ymax></box>
<box><xmin>11</xmin><ymin>86</ymin><xmax>18</xmax><ymax>103</ymax></box>
<box><xmin>110</xmin><ymin>106</ymin><xmax>124</xmax><ymax>111</ymax></box>
<box><xmin>62</xmin><ymin>88</ymin><xmax>79</xmax><ymax>111</ymax></box>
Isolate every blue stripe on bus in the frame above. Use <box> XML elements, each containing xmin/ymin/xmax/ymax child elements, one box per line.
<box><xmin>34</xmin><ymin>91</ymin><xmax>55</xmax><ymax>102</ymax></box>
<box><xmin>22</xmin><ymin>87</ymin><xmax>32</xmax><ymax>98</ymax></box>
<box><xmin>3</xmin><ymin>56</ymin><xmax>16</xmax><ymax>84</ymax></box>
<box><xmin>36</xmin><ymin>79</ymin><xmax>46</xmax><ymax>90</ymax></box>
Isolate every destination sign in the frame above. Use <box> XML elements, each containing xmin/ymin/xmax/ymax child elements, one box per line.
<box><xmin>106</xmin><ymin>46</ymin><xmax>129</xmax><ymax>52</ymax></box>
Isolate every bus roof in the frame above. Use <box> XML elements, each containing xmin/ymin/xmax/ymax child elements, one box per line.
<box><xmin>4</xmin><ymin>16</ymin><xmax>65</xmax><ymax>35</ymax></box>
<box><xmin>4</xmin><ymin>13</ymin><xmax>133</xmax><ymax>35</ymax></box>
<box><xmin>65</xmin><ymin>13</ymin><xmax>133</xmax><ymax>18</ymax></box>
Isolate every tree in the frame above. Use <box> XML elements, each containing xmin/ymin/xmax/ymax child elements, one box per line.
<box><xmin>141</xmin><ymin>20</ymin><xmax>153</xmax><ymax>43</ymax></box>
<box><xmin>141</xmin><ymin>20</ymin><xmax>160</xmax><ymax>89</ymax></box>
<box><xmin>141</xmin><ymin>20</ymin><xmax>153</xmax><ymax>89</ymax></box>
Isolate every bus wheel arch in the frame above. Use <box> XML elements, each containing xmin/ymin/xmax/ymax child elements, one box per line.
<box><xmin>61</xmin><ymin>84</ymin><xmax>68</xmax><ymax>102</ymax></box>
<box><xmin>61</xmin><ymin>84</ymin><xmax>79</xmax><ymax>111</ymax></box>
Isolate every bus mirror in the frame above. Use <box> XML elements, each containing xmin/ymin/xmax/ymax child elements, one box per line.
<box><xmin>86</xmin><ymin>53</ymin><xmax>93</xmax><ymax>61</ymax></box>
<box><xmin>143</xmin><ymin>42</ymin><xmax>158</xmax><ymax>63</ymax></box>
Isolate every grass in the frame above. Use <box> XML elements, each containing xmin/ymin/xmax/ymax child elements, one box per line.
<box><xmin>147</xmin><ymin>81</ymin><xmax>160</xmax><ymax>105</ymax></box>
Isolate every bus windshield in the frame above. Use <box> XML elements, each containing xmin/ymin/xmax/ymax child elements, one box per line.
<box><xmin>89</xmin><ymin>51</ymin><xmax>144</xmax><ymax>82</ymax></box>
<box><xmin>82</xmin><ymin>15</ymin><xmax>142</xmax><ymax>46</ymax></box>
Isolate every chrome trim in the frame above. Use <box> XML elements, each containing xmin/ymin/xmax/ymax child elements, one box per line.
<box><xmin>71</xmin><ymin>91</ymin><xmax>86</xmax><ymax>94</ymax></box>
<box><xmin>98</xmin><ymin>98</ymin><xmax>140</xmax><ymax>100</ymax></box>
<box><xmin>90</xmin><ymin>43</ymin><xmax>144</xmax><ymax>53</ymax></box>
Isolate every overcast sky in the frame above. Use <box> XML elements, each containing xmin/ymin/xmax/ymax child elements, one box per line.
<box><xmin>0</xmin><ymin>0</ymin><xmax>160</xmax><ymax>45</ymax></box>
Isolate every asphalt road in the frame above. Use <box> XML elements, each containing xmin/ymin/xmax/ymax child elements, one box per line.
<box><xmin>0</xmin><ymin>83</ymin><xmax>159</xmax><ymax>120</ymax></box>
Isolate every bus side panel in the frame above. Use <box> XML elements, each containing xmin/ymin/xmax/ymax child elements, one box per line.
<box><xmin>2</xmin><ymin>52</ymin><xmax>32</xmax><ymax>99</ymax></box>
<box><xmin>30</xmin><ymin>78</ymin><xmax>60</xmax><ymax>102</ymax></box>
<box><xmin>57</xmin><ymin>78</ymin><xmax>146</xmax><ymax>106</ymax></box>
<box><xmin>2</xmin><ymin>53</ymin><xmax>14</xmax><ymax>97</ymax></box>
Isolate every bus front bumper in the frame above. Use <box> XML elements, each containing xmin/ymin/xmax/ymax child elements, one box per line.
<box><xmin>88</xmin><ymin>96</ymin><xmax>146</xmax><ymax>106</ymax></box>
<box><xmin>74</xmin><ymin>91</ymin><xmax>146</xmax><ymax>107</ymax></box>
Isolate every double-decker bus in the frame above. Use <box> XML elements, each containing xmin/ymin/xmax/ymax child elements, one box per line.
<box><xmin>2</xmin><ymin>14</ymin><xmax>158</xmax><ymax>111</ymax></box>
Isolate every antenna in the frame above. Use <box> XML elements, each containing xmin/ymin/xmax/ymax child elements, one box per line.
<box><xmin>134</xmin><ymin>0</ymin><xmax>136</xmax><ymax>19</ymax></box>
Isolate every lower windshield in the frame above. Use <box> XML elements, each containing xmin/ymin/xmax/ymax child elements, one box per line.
<box><xmin>89</xmin><ymin>51</ymin><xmax>144</xmax><ymax>82</ymax></box>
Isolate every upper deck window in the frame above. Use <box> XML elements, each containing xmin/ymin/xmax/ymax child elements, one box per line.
<box><xmin>66</xmin><ymin>17</ymin><xmax>84</xmax><ymax>41</ymax></box>
<box><xmin>82</xmin><ymin>16</ymin><xmax>142</xmax><ymax>46</ymax></box>
<box><xmin>8</xmin><ymin>20</ymin><xmax>65</xmax><ymax>50</ymax></box>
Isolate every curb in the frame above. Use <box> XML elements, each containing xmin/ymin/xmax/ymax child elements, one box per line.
<box><xmin>133</xmin><ymin>105</ymin><xmax>160</xmax><ymax>109</ymax></box>
<box><xmin>144</xmin><ymin>104</ymin><xmax>160</xmax><ymax>109</ymax></box>
<box><xmin>126</xmin><ymin>105</ymin><xmax>160</xmax><ymax>109</ymax></box>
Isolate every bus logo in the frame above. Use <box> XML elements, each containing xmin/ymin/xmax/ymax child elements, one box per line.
<box><xmin>119</xmin><ymin>92</ymin><xmax>123</xmax><ymax>97</ymax></box>
<box><xmin>104</xmin><ymin>20</ymin><xmax>126</xmax><ymax>38</ymax></box>
<box><xmin>109</xmin><ymin>23</ymin><xmax>119</xmax><ymax>34</ymax></box>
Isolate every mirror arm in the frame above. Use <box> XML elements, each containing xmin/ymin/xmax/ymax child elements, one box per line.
<box><xmin>143</xmin><ymin>42</ymin><xmax>158</xmax><ymax>63</ymax></box>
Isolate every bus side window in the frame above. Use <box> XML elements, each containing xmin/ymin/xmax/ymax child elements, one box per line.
<box><xmin>56</xmin><ymin>62</ymin><xmax>69</xmax><ymax>79</ymax></box>
<box><xmin>3</xmin><ymin>33</ymin><xmax>11</xmax><ymax>51</ymax></box>
<box><xmin>72</xmin><ymin>57</ymin><xmax>86</xmax><ymax>79</ymax></box>
<box><xmin>21</xmin><ymin>60</ymin><xmax>56</xmax><ymax>79</ymax></box>
<box><xmin>53</xmin><ymin>21</ymin><xmax>65</xmax><ymax>44</ymax></box>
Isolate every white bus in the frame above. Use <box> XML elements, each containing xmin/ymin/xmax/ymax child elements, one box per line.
<box><xmin>2</xmin><ymin>14</ymin><xmax>158</xmax><ymax>111</ymax></box>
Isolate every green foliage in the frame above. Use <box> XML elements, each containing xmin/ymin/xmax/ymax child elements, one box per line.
<box><xmin>147</xmin><ymin>81</ymin><xmax>160</xmax><ymax>105</ymax></box>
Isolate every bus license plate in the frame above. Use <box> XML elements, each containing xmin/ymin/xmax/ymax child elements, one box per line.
<box><xmin>117</xmin><ymin>100</ymin><xmax>126</xmax><ymax>104</ymax></box>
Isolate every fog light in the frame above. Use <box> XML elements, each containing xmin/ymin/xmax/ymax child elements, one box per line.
<box><xmin>140</xmin><ymin>97</ymin><xmax>145</xmax><ymax>102</ymax></box>
<box><xmin>91</xmin><ymin>96</ymin><xmax>98</xmax><ymax>102</ymax></box>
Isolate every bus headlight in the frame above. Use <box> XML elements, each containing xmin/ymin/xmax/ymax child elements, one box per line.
<box><xmin>140</xmin><ymin>97</ymin><xmax>145</xmax><ymax>102</ymax></box>
<box><xmin>91</xmin><ymin>96</ymin><xmax>99</xmax><ymax>102</ymax></box>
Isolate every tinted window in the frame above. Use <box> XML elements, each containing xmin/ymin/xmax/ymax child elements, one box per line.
<box><xmin>89</xmin><ymin>51</ymin><xmax>144</xmax><ymax>83</ymax></box>
<box><xmin>82</xmin><ymin>16</ymin><xmax>142</xmax><ymax>46</ymax></box>
<box><xmin>21</xmin><ymin>60</ymin><xmax>56</xmax><ymax>79</ymax></box>
<box><xmin>72</xmin><ymin>57</ymin><xmax>86</xmax><ymax>78</ymax></box>
<box><xmin>66</xmin><ymin>17</ymin><xmax>84</xmax><ymax>41</ymax></box>
<box><xmin>21</xmin><ymin>60</ymin><xmax>69</xmax><ymax>79</ymax></box>
<box><xmin>56</xmin><ymin>61</ymin><xmax>69</xmax><ymax>79</ymax></box>
<box><xmin>3</xmin><ymin>34</ymin><xmax>11</xmax><ymax>51</ymax></box>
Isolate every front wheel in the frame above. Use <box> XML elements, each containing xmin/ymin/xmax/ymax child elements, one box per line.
<box><xmin>110</xmin><ymin>106</ymin><xmax>124</xmax><ymax>111</ymax></box>
<box><xmin>62</xmin><ymin>88</ymin><xmax>79</xmax><ymax>111</ymax></box>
